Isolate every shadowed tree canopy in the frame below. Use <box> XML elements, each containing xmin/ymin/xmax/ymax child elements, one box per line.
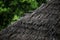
<box><xmin>0</xmin><ymin>0</ymin><xmax>60</xmax><ymax>40</ymax></box>
<box><xmin>0</xmin><ymin>0</ymin><xmax>46</xmax><ymax>30</ymax></box>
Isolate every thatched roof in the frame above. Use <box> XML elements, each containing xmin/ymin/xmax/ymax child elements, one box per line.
<box><xmin>0</xmin><ymin>0</ymin><xmax>60</xmax><ymax>40</ymax></box>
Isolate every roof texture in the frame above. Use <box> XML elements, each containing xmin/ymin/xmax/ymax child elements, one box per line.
<box><xmin>0</xmin><ymin>0</ymin><xmax>60</xmax><ymax>40</ymax></box>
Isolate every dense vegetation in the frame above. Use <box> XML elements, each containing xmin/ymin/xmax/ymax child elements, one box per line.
<box><xmin>0</xmin><ymin>0</ymin><xmax>46</xmax><ymax>30</ymax></box>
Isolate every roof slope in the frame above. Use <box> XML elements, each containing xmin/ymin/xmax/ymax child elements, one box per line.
<box><xmin>0</xmin><ymin>0</ymin><xmax>60</xmax><ymax>40</ymax></box>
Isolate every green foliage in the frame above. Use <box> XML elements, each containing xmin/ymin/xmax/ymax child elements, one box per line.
<box><xmin>0</xmin><ymin>0</ymin><xmax>46</xmax><ymax>30</ymax></box>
